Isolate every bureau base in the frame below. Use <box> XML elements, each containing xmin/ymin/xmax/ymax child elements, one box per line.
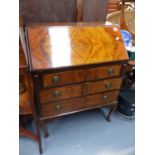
<box><xmin>39</xmin><ymin>103</ymin><xmax>117</xmax><ymax>140</ymax></box>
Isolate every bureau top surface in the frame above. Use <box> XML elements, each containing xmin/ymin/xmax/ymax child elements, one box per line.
<box><xmin>26</xmin><ymin>23</ymin><xmax>128</xmax><ymax>71</ymax></box>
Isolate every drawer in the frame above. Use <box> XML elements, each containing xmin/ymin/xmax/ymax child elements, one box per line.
<box><xmin>42</xmin><ymin>70</ymin><xmax>84</xmax><ymax>88</ymax></box>
<box><xmin>84</xmin><ymin>78</ymin><xmax>122</xmax><ymax>95</ymax></box>
<box><xmin>39</xmin><ymin>84</ymin><xmax>83</xmax><ymax>103</ymax></box>
<box><xmin>86</xmin><ymin>65</ymin><xmax>121</xmax><ymax>81</ymax></box>
<box><xmin>85</xmin><ymin>91</ymin><xmax>119</xmax><ymax>107</ymax></box>
<box><xmin>41</xmin><ymin>98</ymin><xmax>85</xmax><ymax>118</ymax></box>
<box><xmin>41</xmin><ymin>91</ymin><xmax>119</xmax><ymax>118</ymax></box>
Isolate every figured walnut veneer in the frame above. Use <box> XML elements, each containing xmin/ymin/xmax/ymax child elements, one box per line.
<box><xmin>43</xmin><ymin>69</ymin><xmax>84</xmax><ymax>88</ymax></box>
<box><xmin>41</xmin><ymin>91</ymin><xmax>119</xmax><ymax>118</ymax></box>
<box><xmin>39</xmin><ymin>84</ymin><xmax>83</xmax><ymax>103</ymax></box>
<box><xmin>27</xmin><ymin>25</ymin><xmax>128</xmax><ymax>70</ymax></box>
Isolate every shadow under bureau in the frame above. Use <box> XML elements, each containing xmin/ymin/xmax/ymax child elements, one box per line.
<box><xmin>25</xmin><ymin>23</ymin><xmax>129</xmax><ymax>153</ymax></box>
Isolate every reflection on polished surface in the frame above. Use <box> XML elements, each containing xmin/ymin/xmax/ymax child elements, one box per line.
<box><xmin>49</xmin><ymin>27</ymin><xmax>71</xmax><ymax>67</ymax></box>
<box><xmin>27</xmin><ymin>24</ymin><xmax>128</xmax><ymax>70</ymax></box>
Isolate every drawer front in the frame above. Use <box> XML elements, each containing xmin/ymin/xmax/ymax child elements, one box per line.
<box><xmin>41</xmin><ymin>91</ymin><xmax>119</xmax><ymax>118</ymax></box>
<box><xmin>42</xmin><ymin>70</ymin><xmax>84</xmax><ymax>88</ymax></box>
<box><xmin>84</xmin><ymin>78</ymin><xmax>122</xmax><ymax>95</ymax></box>
<box><xmin>86</xmin><ymin>65</ymin><xmax>121</xmax><ymax>81</ymax></box>
<box><xmin>85</xmin><ymin>91</ymin><xmax>119</xmax><ymax>107</ymax></box>
<box><xmin>41</xmin><ymin>98</ymin><xmax>85</xmax><ymax>118</ymax></box>
<box><xmin>39</xmin><ymin>84</ymin><xmax>83</xmax><ymax>103</ymax></box>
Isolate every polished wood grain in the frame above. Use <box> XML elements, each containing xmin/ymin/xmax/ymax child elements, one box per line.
<box><xmin>20</xmin><ymin>128</ymin><xmax>39</xmax><ymax>141</ymax></box>
<box><xmin>85</xmin><ymin>65</ymin><xmax>121</xmax><ymax>81</ymax></box>
<box><xmin>39</xmin><ymin>84</ymin><xmax>83</xmax><ymax>103</ymax></box>
<box><xmin>40</xmin><ymin>76</ymin><xmax>121</xmax><ymax>104</ymax></box>
<box><xmin>85</xmin><ymin>91</ymin><xmax>119</xmax><ymax>107</ymax></box>
<box><xmin>19</xmin><ymin>38</ymin><xmax>32</xmax><ymax>115</ymax></box>
<box><xmin>19</xmin><ymin>39</ymin><xmax>26</xmax><ymax>69</ymax></box>
<box><xmin>27</xmin><ymin>24</ymin><xmax>128</xmax><ymax>71</ymax></box>
<box><xmin>84</xmin><ymin>78</ymin><xmax>122</xmax><ymax>95</ymax></box>
<box><xmin>40</xmin><ymin>91</ymin><xmax>118</xmax><ymax>118</ymax></box>
<box><xmin>19</xmin><ymin>15</ymin><xmax>28</xmax><ymax>67</ymax></box>
<box><xmin>19</xmin><ymin>90</ymin><xmax>32</xmax><ymax>115</ymax></box>
<box><xmin>43</xmin><ymin>70</ymin><xmax>84</xmax><ymax>88</ymax></box>
<box><xmin>41</xmin><ymin>97</ymin><xmax>84</xmax><ymax>118</ymax></box>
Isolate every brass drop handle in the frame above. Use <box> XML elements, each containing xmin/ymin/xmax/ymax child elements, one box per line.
<box><xmin>102</xmin><ymin>95</ymin><xmax>108</xmax><ymax>100</ymax></box>
<box><xmin>55</xmin><ymin>104</ymin><xmax>61</xmax><ymax>111</ymax></box>
<box><xmin>105</xmin><ymin>82</ymin><xmax>112</xmax><ymax>89</ymax></box>
<box><xmin>107</xmin><ymin>68</ymin><xmax>114</xmax><ymax>75</ymax></box>
<box><xmin>53</xmin><ymin>91</ymin><xmax>61</xmax><ymax>97</ymax></box>
<box><xmin>52</xmin><ymin>76</ymin><xmax>60</xmax><ymax>83</ymax></box>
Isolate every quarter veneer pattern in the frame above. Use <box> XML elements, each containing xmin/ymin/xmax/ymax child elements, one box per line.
<box><xmin>27</xmin><ymin>25</ymin><xmax>128</xmax><ymax>70</ymax></box>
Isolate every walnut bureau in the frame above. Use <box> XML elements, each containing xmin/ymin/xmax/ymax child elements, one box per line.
<box><xmin>25</xmin><ymin>23</ymin><xmax>128</xmax><ymax>149</ymax></box>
